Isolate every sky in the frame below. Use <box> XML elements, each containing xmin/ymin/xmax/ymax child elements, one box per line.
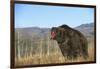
<box><xmin>15</xmin><ymin>3</ymin><xmax>94</xmax><ymax>28</ymax></box>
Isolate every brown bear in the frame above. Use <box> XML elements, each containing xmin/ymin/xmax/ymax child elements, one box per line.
<box><xmin>51</xmin><ymin>24</ymin><xmax>88</xmax><ymax>60</ymax></box>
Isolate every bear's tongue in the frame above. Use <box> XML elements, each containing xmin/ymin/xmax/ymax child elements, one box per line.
<box><xmin>51</xmin><ymin>31</ymin><xmax>56</xmax><ymax>39</ymax></box>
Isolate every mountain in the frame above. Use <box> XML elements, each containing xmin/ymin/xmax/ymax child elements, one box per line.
<box><xmin>15</xmin><ymin>23</ymin><xmax>94</xmax><ymax>39</ymax></box>
<box><xmin>74</xmin><ymin>23</ymin><xmax>94</xmax><ymax>37</ymax></box>
<box><xmin>15</xmin><ymin>27</ymin><xmax>50</xmax><ymax>39</ymax></box>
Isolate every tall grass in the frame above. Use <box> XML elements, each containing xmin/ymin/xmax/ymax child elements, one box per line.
<box><xmin>15</xmin><ymin>32</ymin><xmax>95</xmax><ymax>66</ymax></box>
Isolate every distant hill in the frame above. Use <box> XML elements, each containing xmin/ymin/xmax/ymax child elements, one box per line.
<box><xmin>15</xmin><ymin>27</ymin><xmax>50</xmax><ymax>39</ymax></box>
<box><xmin>74</xmin><ymin>23</ymin><xmax>94</xmax><ymax>37</ymax></box>
<box><xmin>15</xmin><ymin>23</ymin><xmax>94</xmax><ymax>39</ymax></box>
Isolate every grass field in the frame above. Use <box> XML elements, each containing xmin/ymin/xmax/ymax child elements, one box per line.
<box><xmin>15</xmin><ymin>34</ymin><xmax>95</xmax><ymax>66</ymax></box>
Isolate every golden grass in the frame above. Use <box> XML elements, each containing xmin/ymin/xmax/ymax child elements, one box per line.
<box><xmin>15</xmin><ymin>38</ymin><xmax>95</xmax><ymax>66</ymax></box>
<box><xmin>15</xmin><ymin>53</ymin><xmax>65</xmax><ymax>66</ymax></box>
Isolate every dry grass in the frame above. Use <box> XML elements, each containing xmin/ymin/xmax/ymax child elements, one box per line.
<box><xmin>15</xmin><ymin>37</ymin><xmax>95</xmax><ymax>66</ymax></box>
<box><xmin>15</xmin><ymin>53</ymin><xmax>65</xmax><ymax>66</ymax></box>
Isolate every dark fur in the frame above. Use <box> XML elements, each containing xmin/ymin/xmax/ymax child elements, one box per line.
<box><xmin>51</xmin><ymin>24</ymin><xmax>88</xmax><ymax>60</ymax></box>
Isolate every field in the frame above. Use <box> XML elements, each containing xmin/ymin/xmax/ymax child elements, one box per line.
<box><xmin>15</xmin><ymin>31</ymin><xmax>95</xmax><ymax>66</ymax></box>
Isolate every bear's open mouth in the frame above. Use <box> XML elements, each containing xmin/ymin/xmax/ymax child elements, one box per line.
<box><xmin>51</xmin><ymin>31</ymin><xmax>56</xmax><ymax>40</ymax></box>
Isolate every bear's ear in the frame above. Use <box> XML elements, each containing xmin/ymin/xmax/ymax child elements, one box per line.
<box><xmin>51</xmin><ymin>27</ymin><xmax>57</xmax><ymax>31</ymax></box>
